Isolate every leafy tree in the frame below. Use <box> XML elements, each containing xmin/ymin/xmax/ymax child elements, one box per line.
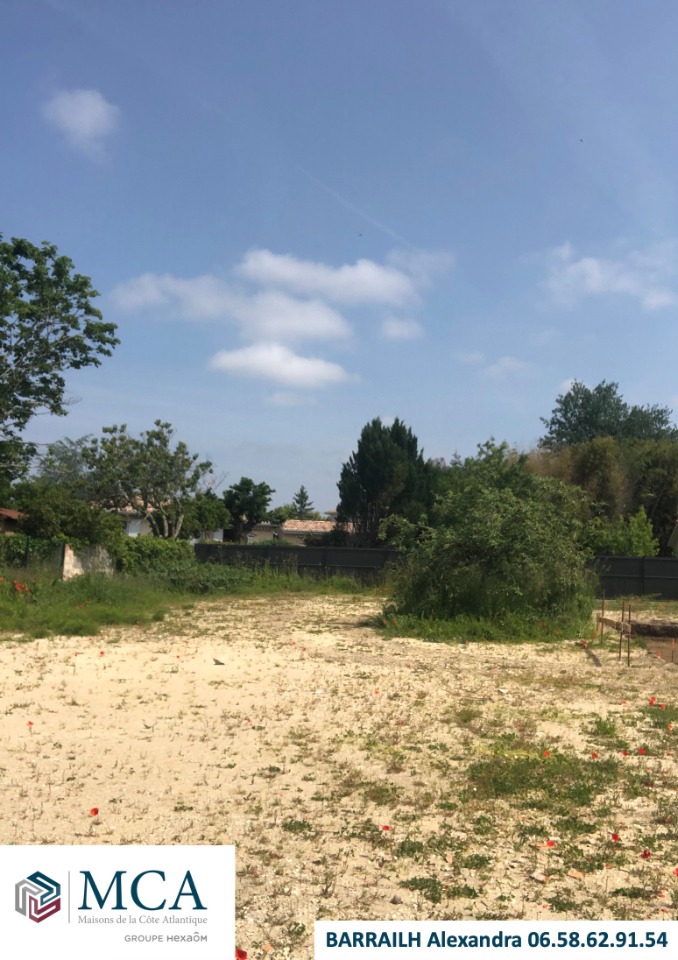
<box><xmin>83</xmin><ymin>421</ymin><xmax>213</xmax><ymax>539</ymax></box>
<box><xmin>539</xmin><ymin>380</ymin><xmax>676</xmax><ymax>450</ymax></box>
<box><xmin>0</xmin><ymin>235</ymin><xmax>118</xmax><ymax>444</ymax></box>
<box><xmin>266</xmin><ymin>503</ymin><xmax>296</xmax><ymax>525</ymax></box>
<box><xmin>15</xmin><ymin>480</ymin><xmax>124</xmax><ymax>551</ymax></box>
<box><xmin>390</xmin><ymin>442</ymin><xmax>593</xmax><ymax>623</ymax></box>
<box><xmin>181</xmin><ymin>491</ymin><xmax>231</xmax><ymax>540</ymax></box>
<box><xmin>222</xmin><ymin>477</ymin><xmax>274</xmax><ymax>542</ymax></box>
<box><xmin>292</xmin><ymin>485</ymin><xmax>314</xmax><ymax>519</ymax></box>
<box><xmin>337</xmin><ymin>417</ymin><xmax>432</xmax><ymax>546</ymax></box>
<box><xmin>36</xmin><ymin>436</ymin><xmax>92</xmax><ymax>492</ymax></box>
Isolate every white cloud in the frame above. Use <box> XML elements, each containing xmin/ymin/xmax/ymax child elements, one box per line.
<box><xmin>112</xmin><ymin>273</ymin><xmax>349</xmax><ymax>341</ymax></box>
<box><xmin>209</xmin><ymin>343</ymin><xmax>350</xmax><ymax>389</ymax></box>
<box><xmin>546</xmin><ymin>241</ymin><xmax>678</xmax><ymax>310</ymax></box>
<box><xmin>380</xmin><ymin>317</ymin><xmax>423</xmax><ymax>340</ymax></box>
<box><xmin>235</xmin><ymin>249</ymin><xmax>418</xmax><ymax>305</ymax></box>
<box><xmin>42</xmin><ymin>88</ymin><xmax>119</xmax><ymax>158</ymax></box>
<box><xmin>229</xmin><ymin>290</ymin><xmax>349</xmax><ymax>341</ymax></box>
<box><xmin>484</xmin><ymin>356</ymin><xmax>532</xmax><ymax>379</ymax></box>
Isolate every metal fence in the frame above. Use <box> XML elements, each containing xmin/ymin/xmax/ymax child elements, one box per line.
<box><xmin>194</xmin><ymin>543</ymin><xmax>399</xmax><ymax>582</ymax></box>
<box><xmin>593</xmin><ymin>556</ymin><xmax>678</xmax><ymax>599</ymax></box>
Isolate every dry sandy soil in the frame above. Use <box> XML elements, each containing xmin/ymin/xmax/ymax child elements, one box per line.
<box><xmin>1</xmin><ymin>595</ymin><xmax>677</xmax><ymax>956</ymax></box>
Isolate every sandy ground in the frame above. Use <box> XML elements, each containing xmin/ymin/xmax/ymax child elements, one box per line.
<box><xmin>1</xmin><ymin>595</ymin><xmax>677</xmax><ymax>955</ymax></box>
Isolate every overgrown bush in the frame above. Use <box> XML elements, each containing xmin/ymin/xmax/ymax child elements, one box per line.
<box><xmin>117</xmin><ymin>536</ymin><xmax>194</xmax><ymax>573</ymax></box>
<box><xmin>584</xmin><ymin>507</ymin><xmax>659</xmax><ymax>557</ymax></box>
<box><xmin>0</xmin><ymin>533</ymin><xmax>60</xmax><ymax>566</ymax></box>
<box><xmin>389</xmin><ymin>442</ymin><xmax>594</xmax><ymax>628</ymax></box>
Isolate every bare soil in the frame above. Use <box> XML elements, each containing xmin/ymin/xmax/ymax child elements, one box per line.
<box><xmin>1</xmin><ymin>595</ymin><xmax>677</xmax><ymax>956</ymax></box>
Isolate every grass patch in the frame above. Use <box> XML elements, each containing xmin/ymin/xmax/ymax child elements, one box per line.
<box><xmin>0</xmin><ymin>565</ymin><xmax>373</xmax><ymax>639</ymax></box>
<box><xmin>400</xmin><ymin>876</ymin><xmax>443</xmax><ymax>903</ymax></box>
<box><xmin>466</xmin><ymin>751</ymin><xmax>618</xmax><ymax>810</ymax></box>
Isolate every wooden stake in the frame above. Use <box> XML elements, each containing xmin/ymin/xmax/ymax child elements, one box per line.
<box><xmin>672</xmin><ymin>638</ymin><xmax>675</xmax><ymax>664</ymax></box>
<box><xmin>618</xmin><ymin>626</ymin><xmax>623</xmax><ymax>661</ymax></box>
<box><xmin>627</xmin><ymin>626</ymin><xmax>631</xmax><ymax>667</ymax></box>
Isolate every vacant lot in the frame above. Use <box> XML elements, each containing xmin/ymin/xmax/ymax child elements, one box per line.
<box><xmin>1</xmin><ymin>595</ymin><xmax>676</xmax><ymax>954</ymax></box>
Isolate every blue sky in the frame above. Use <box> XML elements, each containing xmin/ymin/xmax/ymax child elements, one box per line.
<box><xmin>4</xmin><ymin>0</ymin><xmax>678</xmax><ymax>510</ymax></box>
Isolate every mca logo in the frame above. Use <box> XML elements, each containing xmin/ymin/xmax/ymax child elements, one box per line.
<box><xmin>15</xmin><ymin>871</ymin><xmax>61</xmax><ymax>923</ymax></box>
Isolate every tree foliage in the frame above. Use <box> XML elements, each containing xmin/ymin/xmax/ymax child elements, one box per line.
<box><xmin>292</xmin><ymin>485</ymin><xmax>314</xmax><ymax>519</ymax></box>
<box><xmin>539</xmin><ymin>380</ymin><xmax>676</xmax><ymax>450</ymax></box>
<box><xmin>337</xmin><ymin>417</ymin><xmax>432</xmax><ymax>546</ymax></box>
<box><xmin>180</xmin><ymin>491</ymin><xmax>231</xmax><ymax>540</ymax></box>
<box><xmin>82</xmin><ymin>421</ymin><xmax>213</xmax><ymax>539</ymax></box>
<box><xmin>0</xmin><ymin>235</ymin><xmax>118</xmax><ymax>444</ymax></box>
<box><xmin>222</xmin><ymin>477</ymin><xmax>274</xmax><ymax>542</ymax></box>
<box><xmin>583</xmin><ymin>507</ymin><xmax>659</xmax><ymax>558</ymax></box>
<box><xmin>390</xmin><ymin>442</ymin><xmax>593</xmax><ymax>623</ymax></box>
<box><xmin>36</xmin><ymin>436</ymin><xmax>92</xmax><ymax>492</ymax></box>
<box><xmin>14</xmin><ymin>480</ymin><xmax>124</xmax><ymax>552</ymax></box>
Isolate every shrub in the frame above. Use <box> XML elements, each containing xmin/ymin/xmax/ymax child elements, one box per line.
<box><xmin>117</xmin><ymin>537</ymin><xmax>194</xmax><ymax>573</ymax></box>
<box><xmin>389</xmin><ymin>442</ymin><xmax>594</xmax><ymax>626</ymax></box>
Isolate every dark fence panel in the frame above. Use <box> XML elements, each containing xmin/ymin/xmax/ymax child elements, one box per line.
<box><xmin>194</xmin><ymin>543</ymin><xmax>399</xmax><ymax>582</ymax></box>
<box><xmin>593</xmin><ymin>556</ymin><xmax>678</xmax><ymax>599</ymax></box>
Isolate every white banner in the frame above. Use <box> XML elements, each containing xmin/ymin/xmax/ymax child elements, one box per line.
<box><xmin>1</xmin><ymin>845</ymin><xmax>234</xmax><ymax>960</ymax></box>
<box><xmin>315</xmin><ymin>921</ymin><xmax>677</xmax><ymax>960</ymax></box>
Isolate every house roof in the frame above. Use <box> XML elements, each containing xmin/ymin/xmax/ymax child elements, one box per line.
<box><xmin>281</xmin><ymin>519</ymin><xmax>338</xmax><ymax>533</ymax></box>
<box><xmin>0</xmin><ymin>508</ymin><xmax>21</xmax><ymax>520</ymax></box>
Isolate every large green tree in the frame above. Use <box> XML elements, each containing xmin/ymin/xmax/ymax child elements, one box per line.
<box><xmin>337</xmin><ymin>417</ymin><xmax>432</xmax><ymax>546</ymax></box>
<box><xmin>83</xmin><ymin>421</ymin><xmax>213</xmax><ymax>539</ymax></box>
<box><xmin>223</xmin><ymin>477</ymin><xmax>274</xmax><ymax>542</ymax></box>
<box><xmin>0</xmin><ymin>235</ymin><xmax>118</xmax><ymax>445</ymax></box>
<box><xmin>539</xmin><ymin>380</ymin><xmax>677</xmax><ymax>450</ymax></box>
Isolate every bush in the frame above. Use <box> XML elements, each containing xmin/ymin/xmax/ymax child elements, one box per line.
<box><xmin>389</xmin><ymin>443</ymin><xmax>594</xmax><ymax>628</ymax></box>
<box><xmin>0</xmin><ymin>533</ymin><xmax>61</xmax><ymax>566</ymax></box>
<box><xmin>117</xmin><ymin>537</ymin><xmax>194</xmax><ymax>573</ymax></box>
<box><xmin>584</xmin><ymin>507</ymin><xmax>660</xmax><ymax>557</ymax></box>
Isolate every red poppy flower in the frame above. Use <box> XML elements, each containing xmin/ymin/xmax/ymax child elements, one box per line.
<box><xmin>674</xmin><ymin>868</ymin><xmax>678</xmax><ymax>877</ymax></box>
<box><xmin>543</xmin><ymin>750</ymin><xmax>550</xmax><ymax>757</ymax></box>
<box><xmin>27</xmin><ymin>721</ymin><xmax>33</xmax><ymax>727</ymax></box>
<box><xmin>660</xmin><ymin>704</ymin><xmax>666</xmax><ymax>709</ymax></box>
<box><xmin>381</xmin><ymin>825</ymin><xmax>391</xmax><ymax>831</ymax></box>
<box><xmin>99</xmin><ymin>650</ymin><xmax>105</xmax><ymax>656</ymax></box>
<box><xmin>591</xmin><ymin>752</ymin><xmax>599</xmax><ymax>759</ymax></box>
<box><xmin>546</xmin><ymin>839</ymin><xmax>555</xmax><ymax>847</ymax></box>
<box><xmin>611</xmin><ymin>833</ymin><xmax>621</xmax><ymax>842</ymax></box>
<box><xmin>641</xmin><ymin>849</ymin><xmax>652</xmax><ymax>859</ymax></box>
<box><xmin>638</xmin><ymin>747</ymin><xmax>647</xmax><ymax>755</ymax></box>
<box><xmin>90</xmin><ymin>807</ymin><xmax>99</xmax><ymax>817</ymax></box>
<box><xmin>649</xmin><ymin>697</ymin><xmax>657</xmax><ymax>706</ymax></box>
<box><xmin>621</xmin><ymin>750</ymin><xmax>629</xmax><ymax>756</ymax></box>
<box><xmin>236</xmin><ymin>950</ymin><xmax>248</xmax><ymax>960</ymax></box>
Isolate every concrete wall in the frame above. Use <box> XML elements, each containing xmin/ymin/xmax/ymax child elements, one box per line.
<box><xmin>62</xmin><ymin>544</ymin><xmax>115</xmax><ymax>580</ymax></box>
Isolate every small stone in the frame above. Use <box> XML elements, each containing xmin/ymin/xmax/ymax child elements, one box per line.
<box><xmin>390</xmin><ymin>895</ymin><xmax>403</xmax><ymax>905</ymax></box>
<box><xmin>568</xmin><ymin>869</ymin><xmax>584</xmax><ymax>880</ymax></box>
<box><xmin>498</xmin><ymin>688</ymin><xmax>509</xmax><ymax>694</ymax></box>
<box><xmin>531</xmin><ymin>871</ymin><xmax>548</xmax><ymax>883</ymax></box>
